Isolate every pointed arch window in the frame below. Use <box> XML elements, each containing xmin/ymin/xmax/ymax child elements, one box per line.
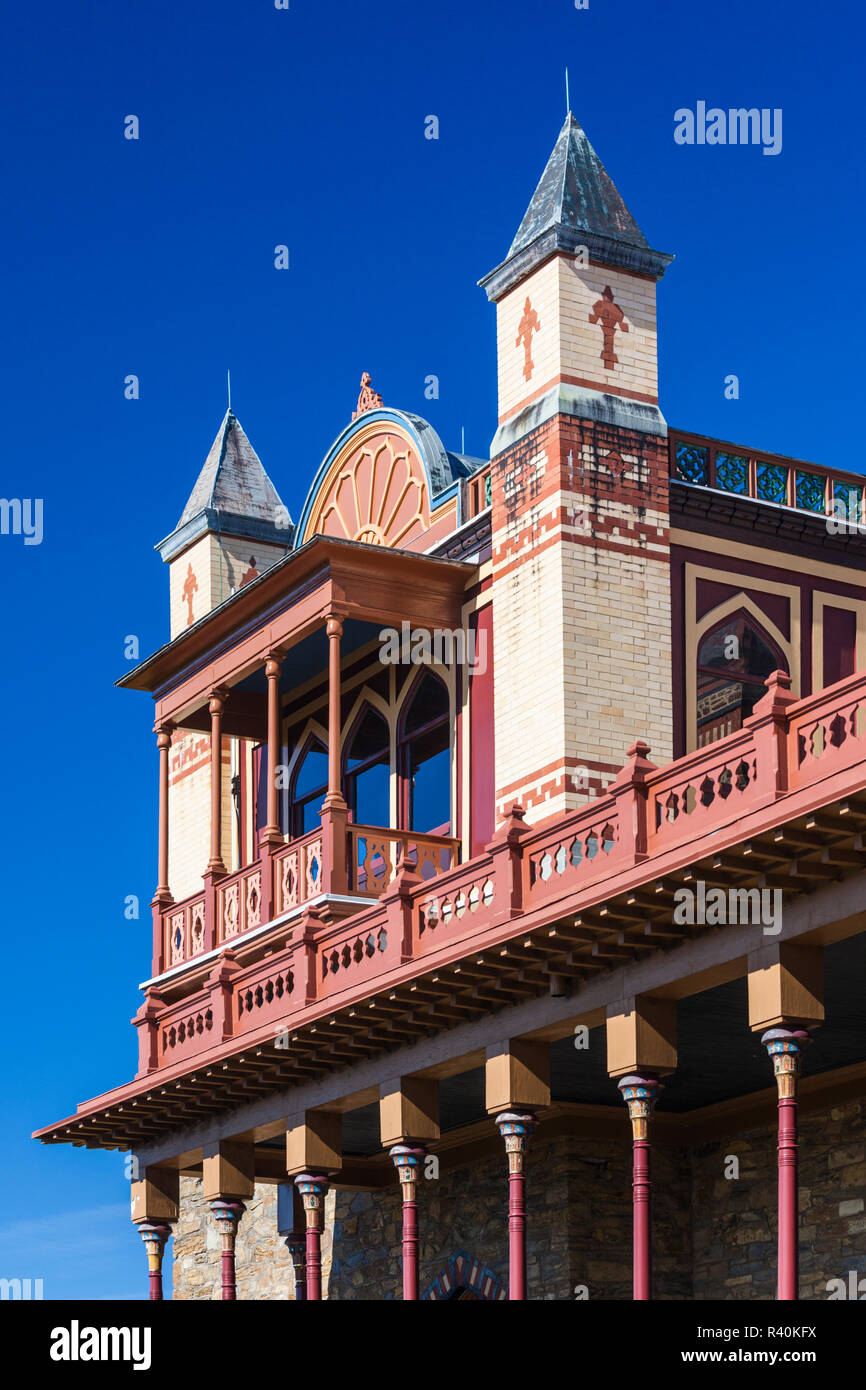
<box><xmin>696</xmin><ymin>611</ymin><xmax>788</xmax><ymax>747</ymax></box>
<box><xmin>289</xmin><ymin>736</ymin><xmax>329</xmax><ymax>837</ymax></box>
<box><xmin>399</xmin><ymin>671</ymin><xmax>451</xmax><ymax>834</ymax></box>
<box><xmin>344</xmin><ymin>706</ymin><xmax>390</xmax><ymax>828</ymax></box>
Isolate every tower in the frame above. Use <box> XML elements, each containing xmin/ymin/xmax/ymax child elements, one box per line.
<box><xmin>480</xmin><ymin>113</ymin><xmax>674</xmax><ymax>819</ymax></box>
<box><xmin>156</xmin><ymin>410</ymin><xmax>293</xmax><ymax>899</ymax></box>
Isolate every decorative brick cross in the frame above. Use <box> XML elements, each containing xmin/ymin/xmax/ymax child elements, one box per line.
<box><xmin>515</xmin><ymin>297</ymin><xmax>541</xmax><ymax>381</ymax></box>
<box><xmin>240</xmin><ymin>556</ymin><xmax>259</xmax><ymax>587</ymax></box>
<box><xmin>588</xmin><ymin>285</ymin><xmax>629</xmax><ymax>369</ymax></box>
<box><xmin>182</xmin><ymin>563</ymin><xmax>198</xmax><ymax>626</ymax></box>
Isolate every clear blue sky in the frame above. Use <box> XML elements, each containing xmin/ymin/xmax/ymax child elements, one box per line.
<box><xmin>1</xmin><ymin>0</ymin><xmax>862</xmax><ymax>1299</ymax></box>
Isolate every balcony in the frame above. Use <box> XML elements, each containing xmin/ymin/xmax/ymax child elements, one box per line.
<box><xmin>132</xmin><ymin>666</ymin><xmax>866</xmax><ymax>1089</ymax></box>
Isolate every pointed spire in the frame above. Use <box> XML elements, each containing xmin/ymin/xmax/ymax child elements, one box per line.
<box><xmin>176</xmin><ymin>409</ymin><xmax>288</xmax><ymax>531</ymax></box>
<box><xmin>157</xmin><ymin>409</ymin><xmax>294</xmax><ymax>569</ymax></box>
<box><xmin>481</xmin><ymin>114</ymin><xmax>672</xmax><ymax>300</ymax></box>
<box><xmin>509</xmin><ymin>112</ymin><xmax>648</xmax><ymax>258</ymax></box>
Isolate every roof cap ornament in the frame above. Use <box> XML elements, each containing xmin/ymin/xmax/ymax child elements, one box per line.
<box><xmin>352</xmin><ymin>371</ymin><xmax>384</xmax><ymax>420</ymax></box>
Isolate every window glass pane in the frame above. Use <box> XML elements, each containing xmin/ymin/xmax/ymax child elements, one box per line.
<box><xmin>351</xmin><ymin>757</ymin><xmax>390</xmax><ymax>827</ymax></box>
<box><xmin>299</xmin><ymin>796</ymin><xmax>323</xmax><ymax>835</ymax></box>
<box><xmin>294</xmin><ymin>740</ymin><xmax>328</xmax><ymax>799</ymax></box>
<box><xmin>409</xmin><ymin>723</ymin><xmax>450</xmax><ymax>832</ymax></box>
<box><xmin>404</xmin><ymin>672</ymin><xmax>449</xmax><ymax>734</ymax></box>
<box><xmin>345</xmin><ymin>708</ymin><xmax>388</xmax><ymax>768</ymax></box>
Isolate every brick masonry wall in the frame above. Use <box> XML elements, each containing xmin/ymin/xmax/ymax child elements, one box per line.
<box><xmin>491</xmin><ymin>412</ymin><xmax>672</xmax><ymax>819</ymax></box>
<box><xmin>169</xmin><ymin>1098</ymin><xmax>866</xmax><ymax>1300</ymax></box>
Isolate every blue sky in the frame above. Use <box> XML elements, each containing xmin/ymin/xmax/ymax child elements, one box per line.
<box><xmin>1</xmin><ymin>0</ymin><xmax>862</xmax><ymax>1299</ymax></box>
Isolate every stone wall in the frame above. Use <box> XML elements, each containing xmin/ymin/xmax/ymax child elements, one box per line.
<box><xmin>691</xmin><ymin>1096</ymin><xmax>866</xmax><ymax>1300</ymax></box>
<box><xmin>169</xmin><ymin>1098</ymin><xmax>866</xmax><ymax>1300</ymax></box>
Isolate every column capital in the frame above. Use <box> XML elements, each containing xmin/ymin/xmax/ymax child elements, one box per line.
<box><xmin>389</xmin><ymin>1144</ymin><xmax>426</xmax><ymax>1194</ymax></box>
<box><xmin>154</xmin><ymin>721</ymin><xmax>175</xmax><ymax>748</ymax></box>
<box><xmin>617</xmin><ymin>1073</ymin><xmax>663</xmax><ymax>1140</ymax></box>
<box><xmin>265</xmin><ymin>652</ymin><xmax>283</xmax><ymax>678</ymax></box>
<box><xmin>208</xmin><ymin>686</ymin><xmax>230</xmax><ymax>713</ymax></box>
<box><xmin>295</xmin><ymin>1172</ymin><xmax>329</xmax><ymax>1222</ymax></box>
<box><xmin>761</xmin><ymin>1027</ymin><xmax>811</xmax><ymax>1097</ymax></box>
<box><xmin>208</xmin><ymin>1198</ymin><xmax>246</xmax><ymax>1234</ymax></box>
<box><xmin>494</xmin><ymin>1110</ymin><xmax>536</xmax><ymax>1173</ymax></box>
<box><xmin>325</xmin><ymin>612</ymin><xmax>345</xmax><ymax>639</ymax></box>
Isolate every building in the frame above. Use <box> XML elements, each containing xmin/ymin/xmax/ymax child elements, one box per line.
<box><xmin>34</xmin><ymin>112</ymin><xmax>866</xmax><ymax>1303</ymax></box>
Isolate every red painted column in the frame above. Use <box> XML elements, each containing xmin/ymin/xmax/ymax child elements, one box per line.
<box><xmin>207</xmin><ymin>690</ymin><xmax>228</xmax><ymax>874</ymax></box>
<box><xmin>494</xmin><ymin>1111</ymin><xmax>536</xmax><ymax>1301</ymax></box>
<box><xmin>282</xmin><ymin>1232</ymin><xmax>307</xmax><ymax>1301</ymax></box>
<box><xmin>295</xmin><ymin>1174</ymin><xmax>329</xmax><ymax>1301</ymax></box>
<box><xmin>389</xmin><ymin>1145</ymin><xmax>426</xmax><ymax>1301</ymax></box>
<box><xmin>617</xmin><ymin>1074</ymin><xmax>662</xmax><ymax>1301</ymax></box>
<box><xmin>137</xmin><ymin>1222</ymin><xmax>172</xmax><ymax>1301</ymax></box>
<box><xmin>154</xmin><ymin>722</ymin><xmax>174</xmax><ymax>900</ymax></box>
<box><xmin>262</xmin><ymin>654</ymin><xmax>283</xmax><ymax>843</ymax></box>
<box><xmin>762</xmin><ymin>1028</ymin><xmax>810</xmax><ymax>1301</ymax></box>
<box><xmin>208</xmin><ymin>1200</ymin><xmax>246</xmax><ymax>1300</ymax></box>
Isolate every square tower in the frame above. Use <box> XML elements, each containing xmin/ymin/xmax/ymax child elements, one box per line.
<box><xmin>480</xmin><ymin>115</ymin><xmax>674</xmax><ymax>819</ymax></box>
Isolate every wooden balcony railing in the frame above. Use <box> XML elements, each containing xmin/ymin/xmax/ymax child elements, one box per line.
<box><xmin>347</xmin><ymin>825</ymin><xmax>460</xmax><ymax>895</ymax></box>
<box><xmin>144</xmin><ymin>669</ymin><xmax>866</xmax><ymax>1073</ymax></box>
<box><xmin>669</xmin><ymin>430</ymin><xmax>866</xmax><ymax>524</ymax></box>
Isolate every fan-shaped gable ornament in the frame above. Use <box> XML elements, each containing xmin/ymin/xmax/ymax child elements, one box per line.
<box><xmin>303</xmin><ymin>426</ymin><xmax>432</xmax><ymax>549</ymax></box>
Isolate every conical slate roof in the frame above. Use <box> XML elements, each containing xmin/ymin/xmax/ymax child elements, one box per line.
<box><xmin>176</xmin><ymin>409</ymin><xmax>287</xmax><ymax>530</ymax></box>
<box><xmin>481</xmin><ymin>113</ymin><xmax>672</xmax><ymax>299</ymax></box>
<box><xmin>509</xmin><ymin>113</ymin><xmax>648</xmax><ymax>258</ymax></box>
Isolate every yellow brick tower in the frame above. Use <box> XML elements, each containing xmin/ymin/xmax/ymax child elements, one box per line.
<box><xmin>480</xmin><ymin>114</ymin><xmax>675</xmax><ymax>820</ymax></box>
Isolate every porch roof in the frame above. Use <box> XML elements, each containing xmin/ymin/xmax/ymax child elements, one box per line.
<box><xmin>118</xmin><ymin>533</ymin><xmax>475</xmax><ymax>724</ymax></box>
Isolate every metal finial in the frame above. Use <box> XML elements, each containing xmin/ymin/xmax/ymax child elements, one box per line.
<box><xmin>565</xmin><ymin>68</ymin><xmax>570</xmax><ymax>116</ymax></box>
<box><xmin>227</xmin><ymin>369</ymin><xmax>232</xmax><ymax>413</ymax></box>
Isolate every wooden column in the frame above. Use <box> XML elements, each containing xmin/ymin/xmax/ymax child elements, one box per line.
<box><xmin>202</xmin><ymin>1140</ymin><xmax>255</xmax><ymax>1302</ymax></box>
<box><xmin>208</xmin><ymin>1201</ymin><xmax>246</xmax><ymax>1300</ymax></box>
<box><xmin>748</xmin><ymin>943</ymin><xmax>823</xmax><ymax>1302</ymax></box>
<box><xmin>762</xmin><ymin>1029</ymin><xmax>810</xmax><ymax>1301</ymax></box>
<box><xmin>494</xmin><ymin>1112</ymin><xmax>536</xmax><ymax>1301</ymax></box>
<box><xmin>295</xmin><ymin>1176</ymin><xmax>329</xmax><ymax>1301</ymax></box>
<box><xmin>320</xmin><ymin>613</ymin><xmax>348</xmax><ymax>893</ymax></box>
<box><xmin>485</xmin><ymin>1040</ymin><xmax>549</xmax><ymax>1301</ymax></box>
<box><xmin>207</xmin><ymin>689</ymin><xmax>229</xmax><ymax>874</ymax></box>
<box><xmin>154</xmin><ymin>721</ymin><xmax>174</xmax><ymax>900</ymax></box>
<box><xmin>380</xmin><ymin>1076</ymin><xmax>440</xmax><ymax>1302</ymax></box>
<box><xmin>136</xmin><ymin>1223</ymin><xmax>172</xmax><ymax>1301</ymax></box>
<box><xmin>606</xmin><ymin>995</ymin><xmax>677</xmax><ymax>1302</ymax></box>
<box><xmin>130</xmin><ymin>1166</ymin><xmax>179</xmax><ymax>1302</ymax></box>
<box><xmin>277</xmin><ymin>1181</ymin><xmax>307</xmax><ymax>1300</ymax></box>
<box><xmin>617</xmin><ymin>1075</ymin><xmax>662</xmax><ymax>1301</ymax></box>
<box><xmin>286</xmin><ymin>1110</ymin><xmax>342</xmax><ymax>1302</ymax></box>
<box><xmin>262</xmin><ymin>653</ymin><xmax>283</xmax><ymax>844</ymax></box>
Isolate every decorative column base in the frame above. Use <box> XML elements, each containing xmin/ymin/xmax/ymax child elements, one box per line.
<box><xmin>208</xmin><ymin>1200</ymin><xmax>246</xmax><ymax>1301</ymax></box>
<box><xmin>136</xmin><ymin>1222</ymin><xmax>172</xmax><ymax>1301</ymax></box>
<box><xmin>618</xmin><ymin>1074</ymin><xmax>662</xmax><ymax>1301</ymax></box>
<box><xmin>495</xmin><ymin>1111</ymin><xmax>536</xmax><ymax>1302</ymax></box>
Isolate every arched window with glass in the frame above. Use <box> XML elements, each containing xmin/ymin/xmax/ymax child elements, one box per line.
<box><xmin>398</xmin><ymin>671</ymin><xmax>451</xmax><ymax>834</ymax></box>
<box><xmin>696</xmin><ymin>611</ymin><xmax>788</xmax><ymax>747</ymax></box>
<box><xmin>289</xmin><ymin>735</ymin><xmax>329</xmax><ymax>837</ymax></box>
<box><xmin>343</xmin><ymin>705</ymin><xmax>390</xmax><ymax>828</ymax></box>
